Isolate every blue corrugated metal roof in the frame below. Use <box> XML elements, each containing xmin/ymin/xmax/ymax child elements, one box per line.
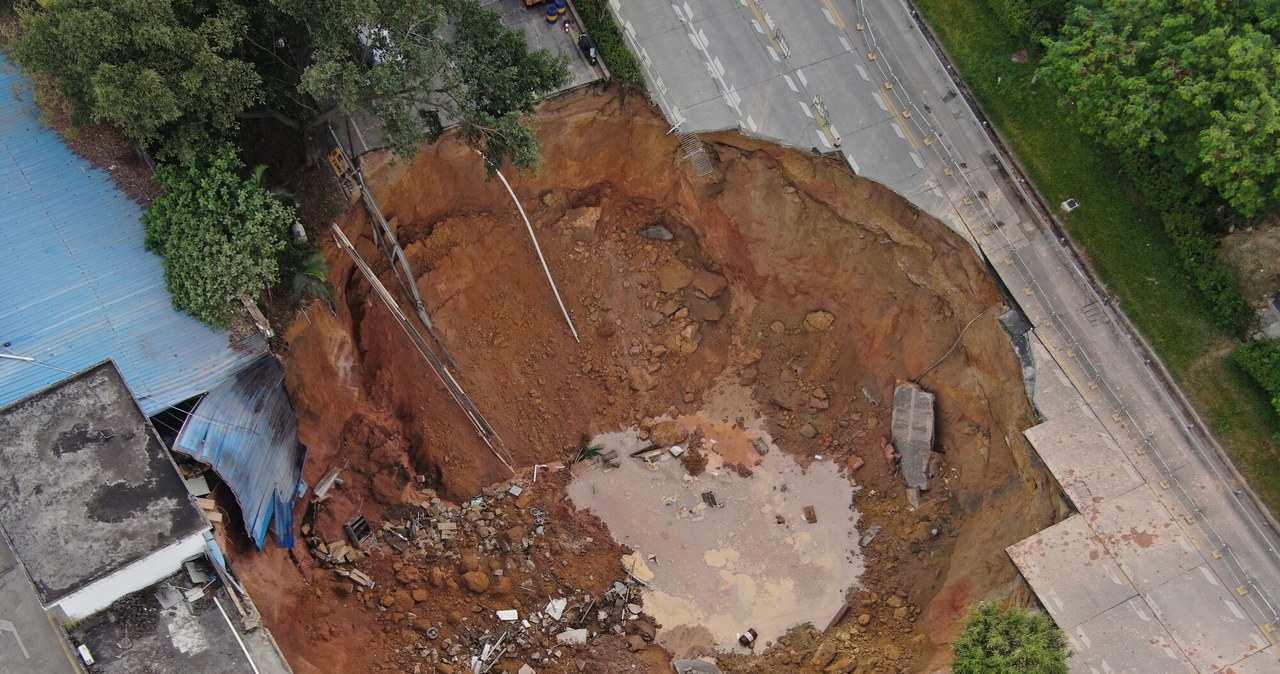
<box><xmin>175</xmin><ymin>355</ymin><xmax>303</xmax><ymax>549</ymax></box>
<box><xmin>0</xmin><ymin>56</ymin><xmax>268</xmax><ymax>414</ymax></box>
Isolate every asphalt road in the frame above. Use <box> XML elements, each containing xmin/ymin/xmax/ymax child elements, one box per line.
<box><xmin>610</xmin><ymin>0</ymin><xmax>1280</xmax><ymax>665</ymax></box>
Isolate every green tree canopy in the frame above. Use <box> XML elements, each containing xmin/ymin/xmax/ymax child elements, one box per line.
<box><xmin>952</xmin><ymin>603</ymin><xmax>1069</xmax><ymax>674</ymax></box>
<box><xmin>12</xmin><ymin>0</ymin><xmax>569</xmax><ymax>170</ymax></box>
<box><xmin>12</xmin><ymin>0</ymin><xmax>262</xmax><ymax>163</ymax></box>
<box><xmin>142</xmin><ymin>144</ymin><xmax>293</xmax><ymax>327</ymax></box>
<box><xmin>1040</xmin><ymin>0</ymin><xmax>1280</xmax><ymax>217</ymax></box>
<box><xmin>289</xmin><ymin>0</ymin><xmax>568</xmax><ymax>170</ymax></box>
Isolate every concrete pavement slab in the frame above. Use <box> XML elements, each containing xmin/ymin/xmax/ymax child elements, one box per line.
<box><xmin>1146</xmin><ymin>565</ymin><xmax>1269</xmax><ymax>673</ymax></box>
<box><xmin>1007</xmin><ymin>515</ymin><xmax>1137</xmax><ymax>630</ymax></box>
<box><xmin>1069</xmin><ymin>596</ymin><xmax>1194</xmax><ymax>674</ymax></box>
<box><xmin>1085</xmin><ymin>487</ymin><xmax>1204</xmax><ymax>595</ymax></box>
<box><xmin>1024</xmin><ymin>405</ymin><xmax>1144</xmax><ymax>511</ymax></box>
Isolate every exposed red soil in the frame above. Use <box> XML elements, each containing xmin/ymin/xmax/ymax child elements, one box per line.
<box><xmin>228</xmin><ymin>89</ymin><xmax>1066</xmax><ymax>674</ymax></box>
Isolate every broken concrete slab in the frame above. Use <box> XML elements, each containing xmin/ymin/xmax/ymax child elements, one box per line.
<box><xmin>891</xmin><ymin>382</ymin><xmax>934</xmax><ymax>491</ymax></box>
<box><xmin>556</xmin><ymin>628</ymin><xmax>588</xmax><ymax>646</ymax></box>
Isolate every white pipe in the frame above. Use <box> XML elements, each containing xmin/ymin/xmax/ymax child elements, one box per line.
<box><xmin>481</xmin><ymin>153</ymin><xmax>580</xmax><ymax>342</ymax></box>
<box><xmin>0</xmin><ymin>353</ymin><xmax>35</xmax><ymax>362</ymax></box>
<box><xmin>214</xmin><ymin>595</ymin><xmax>262</xmax><ymax>674</ymax></box>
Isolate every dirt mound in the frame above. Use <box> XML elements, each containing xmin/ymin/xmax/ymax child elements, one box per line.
<box><xmin>236</xmin><ymin>90</ymin><xmax>1064</xmax><ymax>673</ymax></box>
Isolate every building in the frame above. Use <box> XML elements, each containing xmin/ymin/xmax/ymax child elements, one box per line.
<box><xmin>0</xmin><ymin>361</ymin><xmax>290</xmax><ymax>673</ymax></box>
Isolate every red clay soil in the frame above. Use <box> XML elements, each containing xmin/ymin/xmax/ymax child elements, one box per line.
<box><xmin>227</xmin><ymin>90</ymin><xmax>1067</xmax><ymax>674</ymax></box>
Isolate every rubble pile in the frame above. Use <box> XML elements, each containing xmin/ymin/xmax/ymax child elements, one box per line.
<box><xmin>301</xmin><ymin>473</ymin><xmax>661</xmax><ymax>673</ymax></box>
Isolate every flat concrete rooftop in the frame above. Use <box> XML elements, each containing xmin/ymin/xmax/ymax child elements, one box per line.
<box><xmin>71</xmin><ymin>568</ymin><xmax>290</xmax><ymax>674</ymax></box>
<box><xmin>0</xmin><ymin>361</ymin><xmax>205</xmax><ymax>603</ymax></box>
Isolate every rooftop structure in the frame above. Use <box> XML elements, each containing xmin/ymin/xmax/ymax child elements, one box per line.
<box><xmin>0</xmin><ymin>56</ymin><xmax>267</xmax><ymax>415</ymax></box>
<box><xmin>0</xmin><ymin>361</ymin><xmax>206</xmax><ymax>619</ymax></box>
<box><xmin>174</xmin><ymin>355</ymin><xmax>304</xmax><ymax>548</ymax></box>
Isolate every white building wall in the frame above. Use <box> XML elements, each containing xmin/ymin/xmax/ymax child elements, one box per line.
<box><xmin>53</xmin><ymin>529</ymin><xmax>209</xmax><ymax>621</ymax></box>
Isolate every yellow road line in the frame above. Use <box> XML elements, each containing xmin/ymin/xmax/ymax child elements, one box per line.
<box><xmin>878</xmin><ymin>91</ymin><xmax>920</xmax><ymax>150</ymax></box>
<box><xmin>823</xmin><ymin>0</ymin><xmax>847</xmax><ymax>31</ymax></box>
<box><xmin>746</xmin><ymin>0</ymin><xmax>782</xmax><ymax>52</ymax></box>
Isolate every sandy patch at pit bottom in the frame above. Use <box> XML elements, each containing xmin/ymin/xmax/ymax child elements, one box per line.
<box><xmin>568</xmin><ymin>423</ymin><xmax>863</xmax><ymax>655</ymax></box>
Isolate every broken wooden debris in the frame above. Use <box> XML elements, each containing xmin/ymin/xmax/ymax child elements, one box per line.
<box><xmin>803</xmin><ymin>506</ymin><xmax>818</xmax><ymax>524</ymax></box>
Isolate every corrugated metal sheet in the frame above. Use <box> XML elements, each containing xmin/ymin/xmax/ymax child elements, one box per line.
<box><xmin>0</xmin><ymin>56</ymin><xmax>267</xmax><ymax>414</ymax></box>
<box><xmin>175</xmin><ymin>355</ymin><xmax>303</xmax><ymax>549</ymax></box>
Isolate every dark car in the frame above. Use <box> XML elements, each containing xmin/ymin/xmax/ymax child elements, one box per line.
<box><xmin>579</xmin><ymin>33</ymin><xmax>598</xmax><ymax>65</ymax></box>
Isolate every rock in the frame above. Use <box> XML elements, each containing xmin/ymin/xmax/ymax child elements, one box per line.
<box><xmin>504</xmin><ymin>526</ymin><xmax>526</xmax><ymax>545</ymax></box>
<box><xmin>798</xmin><ymin>423</ymin><xmax>818</xmax><ymax>439</ymax></box>
<box><xmin>556</xmin><ymin>628</ymin><xmax>589</xmax><ymax>646</ymax></box>
<box><xmin>770</xmin><ymin>320</ymin><xmax>786</xmax><ymax>334</ymax></box>
<box><xmin>518</xmin><ymin>665</ymin><xmax>537</xmax><ymax>674</ymax></box>
<box><xmin>460</xmin><ymin>551</ymin><xmax>480</xmax><ymax>573</ymax></box>
<box><xmin>847</xmin><ymin>455</ymin><xmax>864</xmax><ymax>472</ymax></box>
<box><xmin>666</xmin><ymin>323</ymin><xmax>701</xmax><ymax>355</ymax></box>
<box><xmin>493</xmin><ymin>575</ymin><xmax>514</xmax><ymax>594</ymax></box>
<box><xmin>884</xmin><ymin>643</ymin><xmax>902</xmax><ymax>661</ymax></box>
<box><xmin>627</xmin><ymin>634</ymin><xmax>648</xmax><ymax>652</ymax></box>
<box><xmin>738</xmin><ymin>367</ymin><xmax>758</xmax><ymax>386</ymax></box>
<box><xmin>691</xmin><ymin>271</ymin><xmax>728</xmax><ymax>298</ymax></box>
<box><xmin>893</xmin><ymin>606</ymin><xmax>909</xmax><ymax>621</ymax></box>
<box><xmin>812</xmin><ymin>387</ymin><xmax>828</xmax><ymax>400</ymax></box>
<box><xmin>808</xmin><ymin>397</ymin><xmax>830</xmax><ymax>411</ymax></box>
<box><xmin>379</xmin><ymin>593</ymin><xmax>398</xmax><ymax>608</ymax></box>
<box><xmin>437</xmin><ymin>664</ymin><xmax>456</xmax><ymax>674</ymax></box>
<box><xmin>639</xmin><ymin>225</ymin><xmax>674</xmax><ymax>241</ymax></box>
<box><xmin>690</xmin><ymin>299</ymin><xmax>724</xmax><ymax>322</ymax></box>
<box><xmin>804</xmin><ymin>310</ymin><xmax>835</xmax><ymax>331</ymax></box>
<box><xmin>826</xmin><ymin>655</ymin><xmax>857</xmax><ymax>673</ymax></box>
<box><xmin>561</xmin><ymin>206</ymin><xmax>601</xmax><ymax>232</ymax></box>
<box><xmin>448</xmin><ymin>611</ymin><xmax>464</xmax><ymax>626</ymax></box>
<box><xmin>650</xmin><ymin>420</ymin><xmax>688</xmax><ymax>447</ymax></box>
<box><xmin>396</xmin><ymin>566</ymin><xmax>421</xmax><ymax>585</ymax></box>
<box><xmin>596</xmin><ymin>322</ymin><xmax>617</xmax><ymax>338</ymax></box>
<box><xmin>412</xmin><ymin>589</ymin><xmax>430</xmax><ymax>603</ymax></box>
<box><xmin>430</xmin><ymin>567</ymin><xmax>447</xmax><ymax>587</ymax></box>
<box><xmin>811</xmin><ymin>641</ymin><xmax>838</xmax><ymax>668</ymax></box>
<box><xmin>857</xmin><ymin>613</ymin><xmax>871</xmax><ymax>626</ymax></box>
<box><xmin>628</xmin><ymin>367</ymin><xmax>657</xmax><ymax>392</ymax></box>
<box><xmin>412</xmin><ymin>619</ymin><xmax>434</xmax><ymax>633</ymax></box>
<box><xmin>886</xmin><ymin>594</ymin><xmax>904</xmax><ymax>608</ymax></box>
<box><xmin>655</xmin><ymin>261</ymin><xmax>694</xmax><ymax>294</ymax></box>
<box><xmin>461</xmin><ymin>571</ymin><xmax>490</xmax><ymax>594</ymax></box>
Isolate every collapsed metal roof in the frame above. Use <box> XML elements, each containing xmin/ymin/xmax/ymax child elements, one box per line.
<box><xmin>0</xmin><ymin>56</ymin><xmax>267</xmax><ymax>414</ymax></box>
<box><xmin>175</xmin><ymin>355</ymin><xmax>303</xmax><ymax>549</ymax></box>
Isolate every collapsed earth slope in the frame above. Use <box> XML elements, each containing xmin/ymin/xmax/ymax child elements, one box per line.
<box><xmin>235</xmin><ymin>91</ymin><xmax>1064</xmax><ymax>673</ymax></box>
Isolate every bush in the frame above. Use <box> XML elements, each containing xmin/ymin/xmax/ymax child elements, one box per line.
<box><xmin>1162</xmin><ymin>209</ymin><xmax>1254</xmax><ymax>335</ymax></box>
<box><xmin>574</xmin><ymin>0</ymin><xmax>644</xmax><ymax>90</ymax></box>
<box><xmin>143</xmin><ymin>145</ymin><xmax>293</xmax><ymax>327</ymax></box>
<box><xmin>952</xmin><ymin>603</ymin><xmax>1069</xmax><ymax>674</ymax></box>
<box><xmin>1235</xmin><ymin>339</ymin><xmax>1280</xmax><ymax>425</ymax></box>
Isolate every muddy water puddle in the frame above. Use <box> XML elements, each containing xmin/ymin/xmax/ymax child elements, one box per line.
<box><xmin>567</xmin><ymin>422</ymin><xmax>863</xmax><ymax>655</ymax></box>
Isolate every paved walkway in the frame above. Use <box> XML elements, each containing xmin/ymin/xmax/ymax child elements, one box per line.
<box><xmin>607</xmin><ymin>0</ymin><xmax>1280</xmax><ymax>670</ymax></box>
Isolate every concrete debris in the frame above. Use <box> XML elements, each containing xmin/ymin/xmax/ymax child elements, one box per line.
<box><xmin>639</xmin><ymin>225</ymin><xmax>674</xmax><ymax>240</ymax></box>
<box><xmin>751</xmin><ymin>438</ymin><xmax>770</xmax><ymax>455</ymax></box>
<box><xmin>518</xmin><ymin>666</ymin><xmax>536</xmax><ymax>674</ymax></box>
<box><xmin>858</xmin><ymin>524</ymin><xmax>882</xmax><ymax>548</ymax></box>
<box><xmin>673</xmin><ymin>660</ymin><xmax>723</xmax><ymax>674</ymax></box>
<box><xmin>545</xmin><ymin>598</ymin><xmax>567</xmax><ymax>621</ymax></box>
<box><xmin>496</xmin><ymin>609</ymin><xmax>518</xmax><ymax>622</ymax></box>
<box><xmin>556</xmin><ymin>628</ymin><xmax>588</xmax><ymax>646</ymax></box>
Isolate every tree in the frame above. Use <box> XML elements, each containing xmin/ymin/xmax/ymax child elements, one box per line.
<box><xmin>12</xmin><ymin>0</ymin><xmax>263</xmax><ymax>163</ymax></box>
<box><xmin>287</xmin><ymin>0</ymin><xmax>569</xmax><ymax>170</ymax></box>
<box><xmin>1040</xmin><ymin>0</ymin><xmax>1280</xmax><ymax>217</ymax></box>
<box><xmin>952</xmin><ymin>603</ymin><xmax>1069</xmax><ymax>674</ymax></box>
<box><xmin>142</xmin><ymin>145</ymin><xmax>294</xmax><ymax>328</ymax></box>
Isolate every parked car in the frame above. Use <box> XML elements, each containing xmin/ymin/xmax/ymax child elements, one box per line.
<box><xmin>579</xmin><ymin>33</ymin><xmax>598</xmax><ymax>65</ymax></box>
